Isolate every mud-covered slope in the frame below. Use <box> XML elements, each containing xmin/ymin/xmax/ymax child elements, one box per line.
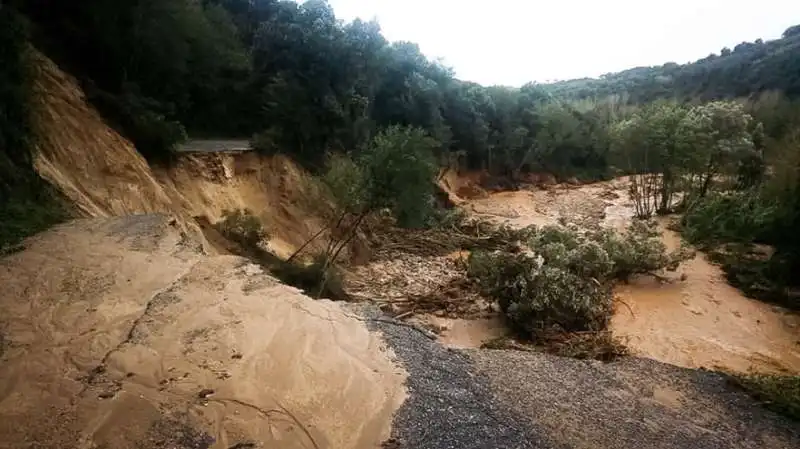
<box><xmin>0</xmin><ymin>215</ymin><xmax>406</xmax><ymax>449</ymax></box>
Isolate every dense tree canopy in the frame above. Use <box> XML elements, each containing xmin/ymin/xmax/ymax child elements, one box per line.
<box><xmin>12</xmin><ymin>0</ymin><xmax>798</xmax><ymax>180</ymax></box>
<box><xmin>3</xmin><ymin>0</ymin><xmax>614</xmax><ymax>176</ymax></box>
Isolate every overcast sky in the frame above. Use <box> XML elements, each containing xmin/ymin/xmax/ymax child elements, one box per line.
<box><xmin>327</xmin><ymin>0</ymin><xmax>800</xmax><ymax>86</ymax></box>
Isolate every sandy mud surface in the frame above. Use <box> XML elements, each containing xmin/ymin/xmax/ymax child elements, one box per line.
<box><xmin>0</xmin><ymin>215</ymin><xmax>406</xmax><ymax>449</ymax></box>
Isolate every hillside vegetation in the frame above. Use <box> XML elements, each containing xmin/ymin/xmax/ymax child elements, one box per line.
<box><xmin>0</xmin><ymin>7</ymin><xmax>68</xmax><ymax>249</ymax></box>
<box><xmin>1</xmin><ymin>0</ymin><xmax>798</xmax><ymax>302</ymax></box>
<box><xmin>545</xmin><ymin>26</ymin><xmax>800</xmax><ymax>102</ymax></box>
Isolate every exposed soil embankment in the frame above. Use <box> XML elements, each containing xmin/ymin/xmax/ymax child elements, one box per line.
<box><xmin>29</xmin><ymin>51</ymin><xmax>338</xmax><ymax>261</ymax></box>
<box><xmin>29</xmin><ymin>52</ymin><xmax>202</xmax><ymax>243</ymax></box>
<box><xmin>0</xmin><ymin>215</ymin><xmax>406</xmax><ymax>449</ymax></box>
<box><xmin>156</xmin><ymin>151</ymin><xmax>334</xmax><ymax>260</ymax></box>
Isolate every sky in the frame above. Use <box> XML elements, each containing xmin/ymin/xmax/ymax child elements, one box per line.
<box><xmin>327</xmin><ymin>0</ymin><xmax>800</xmax><ymax>86</ymax></box>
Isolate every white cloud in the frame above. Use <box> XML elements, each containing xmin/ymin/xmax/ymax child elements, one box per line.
<box><xmin>327</xmin><ymin>0</ymin><xmax>800</xmax><ymax>86</ymax></box>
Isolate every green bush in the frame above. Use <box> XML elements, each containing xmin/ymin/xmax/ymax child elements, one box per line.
<box><xmin>216</xmin><ymin>209</ymin><xmax>268</xmax><ymax>247</ymax></box>
<box><xmin>682</xmin><ymin>191</ymin><xmax>777</xmax><ymax>246</ymax></box>
<box><xmin>468</xmin><ymin>222</ymin><xmax>692</xmax><ymax>338</ymax></box>
<box><xmin>359</xmin><ymin>126</ymin><xmax>439</xmax><ymax>228</ymax></box>
<box><xmin>680</xmin><ymin>189</ymin><xmax>800</xmax><ymax>309</ymax></box>
<box><xmin>592</xmin><ymin>220</ymin><xmax>693</xmax><ymax>280</ymax></box>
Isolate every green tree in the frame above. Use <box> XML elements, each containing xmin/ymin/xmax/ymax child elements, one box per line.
<box><xmin>610</xmin><ymin>102</ymin><xmax>687</xmax><ymax>217</ymax></box>
<box><xmin>290</xmin><ymin>126</ymin><xmax>438</xmax><ymax>295</ymax></box>
<box><xmin>676</xmin><ymin>101</ymin><xmax>756</xmax><ymax>202</ymax></box>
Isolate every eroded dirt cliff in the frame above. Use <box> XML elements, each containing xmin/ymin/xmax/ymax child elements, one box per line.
<box><xmin>29</xmin><ymin>53</ymin><xmax>197</xmax><ymax>236</ymax></box>
<box><xmin>29</xmin><ymin>51</ymin><xmax>335</xmax><ymax>260</ymax></box>
<box><xmin>155</xmin><ymin>152</ymin><xmax>333</xmax><ymax>259</ymax></box>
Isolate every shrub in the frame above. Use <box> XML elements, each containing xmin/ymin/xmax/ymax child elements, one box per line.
<box><xmin>216</xmin><ymin>209</ymin><xmax>268</xmax><ymax>247</ymax></box>
<box><xmin>359</xmin><ymin>126</ymin><xmax>439</xmax><ymax>228</ymax></box>
<box><xmin>468</xmin><ymin>222</ymin><xmax>692</xmax><ymax>340</ymax></box>
<box><xmin>504</xmin><ymin>266</ymin><xmax>613</xmax><ymax>334</ymax></box>
<box><xmin>250</xmin><ymin>127</ymin><xmax>283</xmax><ymax>156</ymax></box>
<box><xmin>592</xmin><ymin>220</ymin><xmax>694</xmax><ymax>281</ymax></box>
<box><xmin>681</xmin><ymin>191</ymin><xmax>777</xmax><ymax>246</ymax></box>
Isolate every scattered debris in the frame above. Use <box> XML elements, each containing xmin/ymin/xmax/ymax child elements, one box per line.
<box><xmin>228</xmin><ymin>442</ymin><xmax>257</xmax><ymax>449</ymax></box>
<box><xmin>482</xmin><ymin>331</ymin><xmax>629</xmax><ymax>362</ymax></box>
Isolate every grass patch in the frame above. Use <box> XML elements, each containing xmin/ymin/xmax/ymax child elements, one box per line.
<box><xmin>731</xmin><ymin>374</ymin><xmax>800</xmax><ymax>421</ymax></box>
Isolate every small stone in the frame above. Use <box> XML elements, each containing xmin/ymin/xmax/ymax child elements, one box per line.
<box><xmin>98</xmin><ymin>391</ymin><xmax>116</xmax><ymax>399</ymax></box>
<box><xmin>198</xmin><ymin>388</ymin><xmax>215</xmax><ymax>399</ymax></box>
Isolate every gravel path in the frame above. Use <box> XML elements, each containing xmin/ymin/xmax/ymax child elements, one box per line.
<box><xmin>360</xmin><ymin>303</ymin><xmax>799</xmax><ymax>449</ymax></box>
<box><xmin>360</xmin><ymin>309</ymin><xmax>553</xmax><ymax>449</ymax></box>
<box><xmin>470</xmin><ymin>350</ymin><xmax>800</xmax><ymax>449</ymax></box>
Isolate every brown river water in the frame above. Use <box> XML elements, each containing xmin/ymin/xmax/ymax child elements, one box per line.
<box><xmin>461</xmin><ymin>178</ymin><xmax>800</xmax><ymax>374</ymax></box>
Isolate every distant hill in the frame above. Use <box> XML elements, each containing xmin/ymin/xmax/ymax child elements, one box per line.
<box><xmin>544</xmin><ymin>25</ymin><xmax>800</xmax><ymax>102</ymax></box>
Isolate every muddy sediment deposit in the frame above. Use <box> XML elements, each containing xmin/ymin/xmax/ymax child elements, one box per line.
<box><xmin>0</xmin><ymin>216</ymin><xmax>406</xmax><ymax>449</ymax></box>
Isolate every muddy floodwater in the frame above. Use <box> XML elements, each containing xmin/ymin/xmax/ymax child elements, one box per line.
<box><xmin>463</xmin><ymin>179</ymin><xmax>800</xmax><ymax>374</ymax></box>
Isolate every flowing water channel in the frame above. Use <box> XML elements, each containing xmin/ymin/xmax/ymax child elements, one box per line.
<box><xmin>461</xmin><ymin>178</ymin><xmax>800</xmax><ymax>374</ymax></box>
